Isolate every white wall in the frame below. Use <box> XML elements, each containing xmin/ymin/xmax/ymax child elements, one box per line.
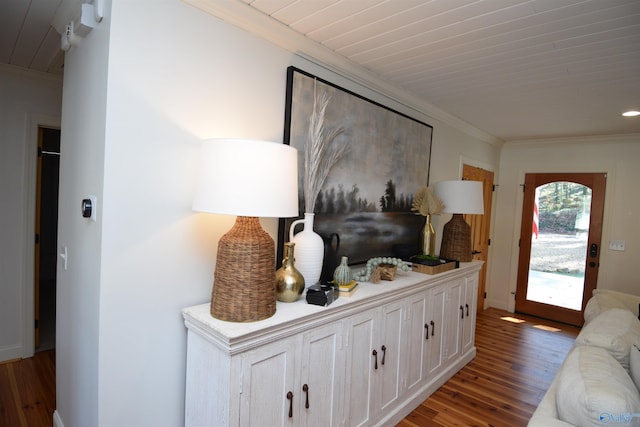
<box><xmin>96</xmin><ymin>2</ymin><xmax>295</xmax><ymax>426</ymax></box>
<box><xmin>55</xmin><ymin>0</ymin><xmax>499</xmax><ymax>426</ymax></box>
<box><xmin>489</xmin><ymin>135</ymin><xmax>640</xmax><ymax>311</ymax></box>
<box><xmin>0</xmin><ymin>65</ymin><xmax>61</xmax><ymax>361</ymax></box>
<box><xmin>55</xmin><ymin>0</ymin><xmax>111</xmax><ymax>423</ymax></box>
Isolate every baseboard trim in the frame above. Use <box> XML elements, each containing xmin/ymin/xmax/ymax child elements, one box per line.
<box><xmin>53</xmin><ymin>410</ymin><xmax>64</xmax><ymax>427</ymax></box>
<box><xmin>0</xmin><ymin>344</ymin><xmax>23</xmax><ymax>363</ymax></box>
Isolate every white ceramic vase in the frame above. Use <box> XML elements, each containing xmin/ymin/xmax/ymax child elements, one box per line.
<box><xmin>289</xmin><ymin>213</ymin><xmax>324</xmax><ymax>287</ymax></box>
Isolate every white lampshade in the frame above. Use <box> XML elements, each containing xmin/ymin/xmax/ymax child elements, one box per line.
<box><xmin>193</xmin><ymin>139</ymin><xmax>299</xmax><ymax>218</ymax></box>
<box><xmin>192</xmin><ymin>138</ymin><xmax>299</xmax><ymax>322</ymax></box>
<box><xmin>433</xmin><ymin>180</ymin><xmax>484</xmax><ymax>214</ymax></box>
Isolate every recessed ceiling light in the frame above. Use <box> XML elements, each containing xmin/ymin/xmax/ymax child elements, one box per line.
<box><xmin>622</xmin><ymin>110</ymin><xmax>640</xmax><ymax>117</ymax></box>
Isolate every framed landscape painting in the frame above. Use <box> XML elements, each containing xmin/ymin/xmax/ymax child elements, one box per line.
<box><xmin>278</xmin><ymin>66</ymin><xmax>433</xmax><ymax>269</ymax></box>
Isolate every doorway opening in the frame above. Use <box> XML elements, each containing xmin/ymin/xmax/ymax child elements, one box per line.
<box><xmin>35</xmin><ymin>127</ymin><xmax>60</xmax><ymax>352</ymax></box>
<box><xmin>515</xmin><ymin>173</ymin><xmax>606</xmax><ymax>326</ymax></box>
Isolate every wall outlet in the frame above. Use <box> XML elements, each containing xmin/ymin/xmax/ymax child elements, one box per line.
<box><xmin>609</xmin><ymin>240</ymin><xmax>626</xmax><ymax>251</ymax></box>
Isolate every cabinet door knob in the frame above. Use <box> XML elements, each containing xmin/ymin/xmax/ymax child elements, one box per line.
<box><xmin>287</xmin><ymin>391</ymin><xmax>293</xmax><ymax>418</ymax></box>
<box><xmin>466</xmin><ymin>303</ymin><xmax>469</xmax><ymax>317</ymax></box>
<box><xmin>372</xmin><ymin>349</ymin><xmax>378</xmax><ymax>370</ymax></box>
<box><xmin>302</xmin><ymin>384</ymin><xmax>309</xmax><ymax>409</ymax></box>
<box><xmin>460</xmin><ymin>305</ymin><xmax>464</xmax><ymax>319</ymax></box>
<box><xmin>381</xmin><ymin>345</ymin><xmax>386</xmax><ymax>366</ymax></box>
<box><xmin>424</xmin><ymin>323</ymin><xmax>429</xmax><ymax>340</ymax></box>
<box><xmin>430</xmin><ymin>320</ymin><xmax>435</xmax><ymax>336</ymax></box>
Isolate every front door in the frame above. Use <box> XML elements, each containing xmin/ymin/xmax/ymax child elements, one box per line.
<box><xmin>515</xmin><ymin>173</ymin><xmax>606</xmax><ymax>326</ymax></box>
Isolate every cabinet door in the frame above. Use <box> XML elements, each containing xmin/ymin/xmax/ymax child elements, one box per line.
<box><xmin>462</xmin><ymin>274</ymin><xmax>478</xmax><ymax>355</ymax></box>
<box><xmin>299</xmin><ymin>321</ymin><xmax>344</xmax><ymax>427</ymax></box>
<box><xmin>239</xmin><ymin>337</ymin><xmax>298</xmax><ymax>427</ymax></box>
<box><xmin>426</xmin><ymin>284</ymin><xmax>446</xmax><ymax>378</ymax></box>
<box><xmin>404</xmin><ymin>291</ymin><xmax>428</xmax><ymax>393</ymax></box>
<box><xmin>343</xmin><ymin>308</ymin><xmax>377</xmax><ymax>427</ymax></box>
<box><xmin>443</xmin><ymin>278</ymin><xmax>464</xmax><ymax>365</ymax></box>
<box><xmin>377</xmin><ymin>299</ymin><xmax>405</xmax><ymax>415</ymax></box>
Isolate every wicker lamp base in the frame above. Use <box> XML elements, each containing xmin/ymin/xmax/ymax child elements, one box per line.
<box><xmin>211</xmin><ymin>216</ymin><xmax>276</xmax><ymax>322</ymax></box>
<box><xmin>439</xmin><ymin>214</ymin><xmax>473</xmax><ymax>262</ymax></box>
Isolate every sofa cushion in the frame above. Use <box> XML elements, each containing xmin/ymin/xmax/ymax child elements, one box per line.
<box><xmin>632</xmin><ymin>344</ymin><xmax>640</xmax><ymax>392</ymax></box>
<box><xmin>584</xmin><ymin>292</ymin><xmax>628</xmax><ymax>324</ymax></box>
<box><xmin>592</xmin><ymin>289</ymin><xmax>640</xmax><ymax>317</ymax></box>
<box><xmin>574</xmin><ymin>308</ymin><xmax>640</xmax><ymax>372</ymax></box>
<box><xmin>556</xmin><ymin>346</ymin><xmax>640</xmax><ymax>426</ymax></box>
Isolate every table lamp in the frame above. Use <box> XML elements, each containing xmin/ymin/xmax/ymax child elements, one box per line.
<box><xmin>193</xmin><ymin>139</ymin><xmax>298</xmax><ymax>322</ymax></box>
<box><xmin>433</xmin><ymin>180</ymin><xmax>484</xmax><ymax>262</ymax></box>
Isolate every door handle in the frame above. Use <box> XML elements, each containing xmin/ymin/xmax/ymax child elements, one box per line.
<box><xmin>372</xmin><ymin>349</ymin><xmax>378</xmax><ymax>370</ymax></box>
<box><xmin>425</xmin><ymin>323</ymin><xmax>429</xmax><ymax>340</ymax></box>
<box><xmin>286</xmin><ymin>391</ymin><xmax>293</xmax><ymax>418</ymax></box>
<box><xmin>381</xmin><ymin>345</ymin><xmax>386</xmax><ymax>366</ymax></box>
<box><xmin>302</xmin><ymin>384</ymin><xmax>309</xmax><ymax>409</ymax></box>
<box><xmin>589</xmin><ymin>243</ymin><xmax>598</xmax><ymax>258</ymax></box>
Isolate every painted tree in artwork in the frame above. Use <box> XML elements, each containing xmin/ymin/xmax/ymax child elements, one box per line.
<box><xmin>380</xmin><ymin>180</ymin><xmax>397</xmax><ymax>211</ymax></box>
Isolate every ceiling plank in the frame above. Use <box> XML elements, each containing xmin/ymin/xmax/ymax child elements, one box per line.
<box><xmin>10</xmin><ymin>0</ymin><xmax>63</xmax><ymax>69</ymax></box>
<box><xmin>0</xmin><ymin>0</ymin><xmax>30</xmax><ymax>63</ymax></box>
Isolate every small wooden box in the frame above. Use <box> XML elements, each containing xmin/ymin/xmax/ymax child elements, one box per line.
<box><xmin>412</xmin><ymin>259</ymin><xmax>457</xmax><ymax>275</ymax></box>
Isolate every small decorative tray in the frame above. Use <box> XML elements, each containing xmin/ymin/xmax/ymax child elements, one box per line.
<box><xmin>410</xmin><ymin>256</ymin><xmax>459</xmax><ymax>275</ymax></box>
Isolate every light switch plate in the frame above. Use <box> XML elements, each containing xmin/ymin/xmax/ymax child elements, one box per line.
<box><xmin>609</xmin><ymin>240</ymin><xmax>626</xmax><ymax>251</ymax></box>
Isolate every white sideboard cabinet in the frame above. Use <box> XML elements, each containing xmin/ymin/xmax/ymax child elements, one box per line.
<box><xmin>183</xmin><ymin>261</ymin><xmax>482</xmax><ymax>427</ymax></box>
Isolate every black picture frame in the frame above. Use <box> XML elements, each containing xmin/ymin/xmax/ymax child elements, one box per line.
<box><xmin>278</xmin><ymin>66</ymin><xmax>433</xmax><ymax>273</ymax></box>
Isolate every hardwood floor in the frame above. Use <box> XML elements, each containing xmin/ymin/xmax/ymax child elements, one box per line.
<box><xmin>0</xmin><ymin>308</ymin><xmax>578</xmax><ymax>427</ymax></box>
<box><xmin>398</xmin><ymin>307</ymin><xmax>580</xmax><ymax>427</ymax></box>
<box><xmin>0</xmin><ymin>350</ymin><xmax>55</xmax><ymax>427</ymax></box>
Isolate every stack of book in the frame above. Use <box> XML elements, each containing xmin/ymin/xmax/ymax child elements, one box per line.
<box><xmin>338</xmin><ymin>280</ymin><xmax>359</xmax><ymax>297</ymax></box>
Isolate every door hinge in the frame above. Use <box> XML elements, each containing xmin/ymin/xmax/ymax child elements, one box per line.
<box><xmin>484</xmin><ymin>292</ymin><xmax>487</xmax><ymax>299</ymax></box>
<box><xmin>35</xmin><ymin>319</ymin><xmax>39</xmax><ymax>329</ymax></box>
<box><xmin>487</xmin><ymin>238</ymin><xmax>491</xmax><ymax>246</ymax></box>
<box><xmin>35</xmin><ymin>233</ymin><xmax>40</xmax><ymax>244</ymax></box>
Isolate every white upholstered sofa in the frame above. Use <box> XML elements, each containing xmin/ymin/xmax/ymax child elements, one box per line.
<box><xmin>528</xmin><ymin>289</ymin><xmax>640</xmax><ymax>427</ymax></box>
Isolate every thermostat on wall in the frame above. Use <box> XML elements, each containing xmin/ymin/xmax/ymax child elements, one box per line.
<box><xmin>82</xmin><ymin>195</ymin><xmax>97</xmax><ymax>222</ymax></box>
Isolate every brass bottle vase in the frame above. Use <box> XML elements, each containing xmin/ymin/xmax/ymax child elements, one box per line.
<box><xmin>275</xmin><ymin>242</ymin><xmax>305</xmax><ymax>302</ymax></box>
<box><xmin>421</xmin><ymin>214</ymin><xmax>436</xmax><ymax>257</ymax></box>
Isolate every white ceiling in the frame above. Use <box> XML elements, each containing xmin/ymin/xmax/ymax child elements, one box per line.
<box><xmin>3</xmin><ymin>0</ymin><xmax>640</xmax><ymax>141</ymax></box>
<box><xmin>0</xmin><ymin>0</ymin><xmax>66</xmax><ymax>75</ymax></box>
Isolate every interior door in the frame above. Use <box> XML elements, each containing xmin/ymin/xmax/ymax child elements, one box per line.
<box><xmin>515</xmin><ymin>173</ymin><xmax>606</xmax><ymax>326</ymax></box>
<box><xmin>462</xmin><ymin>164</ymin><xmax>494</xmax><ymax>312</ymax></box>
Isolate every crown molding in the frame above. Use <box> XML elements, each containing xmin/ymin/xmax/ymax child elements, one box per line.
<box><xmin>504</xmin><ymin>133</ymin><xmax>640</xmax><ymax>146</ymax></box>
<box><xmin>182</xmin><ymin>0</ymin><xmax>503</xmax><ymax>148</ymax></box>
